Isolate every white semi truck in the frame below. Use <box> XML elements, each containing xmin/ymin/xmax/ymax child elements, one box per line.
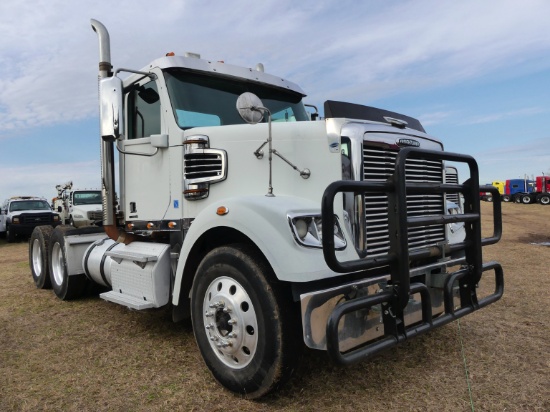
<box><xmin>28</xmin><ymin>20</ymin><xmax>504</xmax><ymax>398</ymax></box>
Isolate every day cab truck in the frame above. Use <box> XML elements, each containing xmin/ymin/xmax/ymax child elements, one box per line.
<box><xmin>534</xmin><ymin>176</ymin><xmax>550</xmax><ymax>205</ymax></box>
<box><xmin>513</xmin><ymin>175</ymin><xmax>550</xmax><ymax>205</ymax></box>
<box><xmin>52</xmin><ymin>181</ymin><xmax>103</xmax><ymax>227</ymax></box>
<box><xmin>503</xmin><ymin>178</ymin><xmax>534</xmax><ymax>203</ymax></box>
<box><xmin>27</xmin><ymin>19</ymin><xmax>504</xmax><ymax>398</ymax></box>
<box><xmin>480</xmin><ymin>181</ymin><xmax>504</xmax><ymax>202</ymax></box>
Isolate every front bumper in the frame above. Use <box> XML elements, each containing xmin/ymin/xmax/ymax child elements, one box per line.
<box><xmin>11</xmin><ymin>220</ymin><xmax>61</xmax><ymax>236</ymax></box>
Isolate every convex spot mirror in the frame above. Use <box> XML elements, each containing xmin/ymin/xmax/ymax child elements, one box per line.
<box><xmin>236</xmin><ymin>92</ymin><xmax>265</xmax><ymax>124</ymax></box>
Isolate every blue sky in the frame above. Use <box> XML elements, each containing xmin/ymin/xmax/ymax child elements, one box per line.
<box><xmin>1</xmin><ymin>0</ymin><xmax>550</xmax><ymax>199</ymax></box>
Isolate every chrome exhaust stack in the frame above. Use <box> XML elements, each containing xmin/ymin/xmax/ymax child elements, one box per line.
<box><xmin>91</xmin><ymin>19</ymin><xmax>116</xmax><ymax>229</ymax></box>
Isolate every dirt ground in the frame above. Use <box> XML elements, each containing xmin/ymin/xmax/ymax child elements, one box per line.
<box><xmin>0</xmin><ymin>201</ymin><xmax>548</xmax><ymax>411</ymax></box>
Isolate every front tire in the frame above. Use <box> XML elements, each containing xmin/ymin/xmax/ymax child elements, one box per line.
<box><xmin>539</xmin><ymin>194</ymin><xmax>550</xmax><ymax>205</ymax></box>
<box><xmin>190</xmin><ymin>245</ymin><xmax>300</xmax><ymax>399</ymax></box>
<box><xmin>29</xmin><ymin>226</ymin><xmax>54</xmax><ymax>289</ymax></box>
<box><xmin>6</xmin><ymin>224</ymin><xmax>16</xmax><ymax>243</ymax></box>
<box><xmin>49</xmin><ymin>226</ymin><xmax>88</xmax><ymax>300</ymax></box>
<box><xmin>502</xmin><ymin>195</ymin><xmax>511</xmax><ymax>202</ymax></box>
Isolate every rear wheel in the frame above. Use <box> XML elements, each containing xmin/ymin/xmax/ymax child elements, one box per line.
<box><xmin>49</xmin><ymin>226</ymin><xmax>88</xmax><ymax>300</ymax></box>
<box><xmin>190</xmin><ymin>244</ymin><xmax>300</xmax><ymax>399</ymax></box>
<box><xmin>521</xmin><ymin>195</ymin><xmax>532</xmax><ymax>204</ymax></box>
<box><xmin>502</xmin><ymin>195</ymin><xmax>511</xmax><ymax>202</ymax></box>
<box><xmin>29</xmin><ymin>226</ymin><xmax>54</xmax><ymax>289</ymax></box>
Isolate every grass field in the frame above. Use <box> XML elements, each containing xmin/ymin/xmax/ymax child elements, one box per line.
<box><xmin>0</xmin><ymin>201</ymin><xmax>549</xmax><ymax>411</ymax></box>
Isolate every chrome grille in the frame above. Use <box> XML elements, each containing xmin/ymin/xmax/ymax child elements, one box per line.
<box><xmin>363</xmin><ymin>146</ymin><xmax>445</xmax><ymax>257</ymax></box>
<box><xmin>184</xmin><ymin>153</ymin><xmax>224</xmax><ymax>181</ymax></box>
<box><xmin>87</xmin><ymin>210</ymin><xmax>103</xmax><ymax>221</ymax></box>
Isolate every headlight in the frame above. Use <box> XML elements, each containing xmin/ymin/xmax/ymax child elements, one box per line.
<box><xmin>53</xmin><ymin>215</ymin><xmax>60</xmax><ymax>222</ymax></box>
<box><xmin>12</xmin><ymin>217</ymin><xmax>20</xmax><ymax>224</ymax></box>
<box><xmin>288</xmin><ymin>214</ymin><xmax>346</xmax><ymax>250</ymax></box>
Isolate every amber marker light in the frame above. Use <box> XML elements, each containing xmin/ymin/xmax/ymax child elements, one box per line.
<box><xmin>127</xmin><ymin>223</ymin><xmax>134</xmax><ymax>229</ymax></box>
<box><xmin>147</xmin><ymin>222</ymin><xmax>155</xmax><ymax>229</ymax></box>
<box><xmin>168</xmin><ymin>221</ymin><xmax>177</xmax><ymax>229</ymax></box>
<box><xmin>166</xmin><ymin>52</ymin><xmax>175</xmax><ymax>56</ymax></box>
<box><xmin>216</xmin><ymin>206</ymin><xmax>229</xmax><ymax>216</ymax></box>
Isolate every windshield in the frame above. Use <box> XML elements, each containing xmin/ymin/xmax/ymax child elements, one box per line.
<box><xmin>164</xmin><ymin>69</ymin><xmax>309</xmax><ymax>129</ymax></box>
<box><xmin>9</xmin><ymin>200</ymin><xmax>51</xmax><ymax>212</ymax></box>
<box><xmin>73</xmin><ymin>191</ymin><xmax>102</xmax><ymax>206</ymax></box>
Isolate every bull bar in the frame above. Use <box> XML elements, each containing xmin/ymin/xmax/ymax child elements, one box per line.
<box><xmin>321</xmin><ymin>148</ymin><xmax>503</xmax><ymax>365</ymax></box>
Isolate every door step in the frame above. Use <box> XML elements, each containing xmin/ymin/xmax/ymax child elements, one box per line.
<box><xmin>100</xmin><ymin>291</ymin><xmax>155</xmax><ymax>310</ymax></box>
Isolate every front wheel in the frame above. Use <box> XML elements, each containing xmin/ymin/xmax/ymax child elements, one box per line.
<box><xmin>6</xmin><ymin>224</ymin><xmax>16</xmax><ymax>243</ymax></box>
<box><xmin>502</xmin><ymin>195</ymin><xmax>511</xmax><ymax>202</ymax></box>
<box><xmin>539</xmin><ymin>194</ymin><xmax>550</xmax><ymax>205</ymax></box>
<box><xmin>29</xmin><ymin>226</ymin><xmax>54</xmax><ymax>289</ymax></box>
<box><xmin>49</xmin><ymin>226</ymin><xmax>88</xmax><ymax>300</ymax></box>
<box><xmin>190</xmin><ymin>245</ymin><xmax>300</xmax><ymax>399</ymax></box>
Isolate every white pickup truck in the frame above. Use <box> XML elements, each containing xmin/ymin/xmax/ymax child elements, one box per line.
<box><xmin>0</xmin><ymin>197</ymin><xmax>60</xmax><ymax>242</ymax></box>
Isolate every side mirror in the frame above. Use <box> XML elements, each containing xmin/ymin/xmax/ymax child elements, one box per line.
<box><xmin>57</xmin><ymin>206</ymin><xmax>62</xmax><ymax>213</ymax></box>
<box><xmin>99</xmin><ymin>76</ymin><xmax>124</xmax><ymax>140</ymax></box>
<box><xmin>236</xmin><ymin>92</ymin><xmax>265</xmax><ymax>124</ymax></box>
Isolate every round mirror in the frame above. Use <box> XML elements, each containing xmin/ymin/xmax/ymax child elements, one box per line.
<box><xmin>236</xmin><ymin>92</ymin><xmax>265</xmax><ymax>124</ymax></box>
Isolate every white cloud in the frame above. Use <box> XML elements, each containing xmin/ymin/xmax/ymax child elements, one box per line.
<box><xmin>0</xmin><ymin>161</ymin><xmax>101</xmax><ymax>200</ymax></box>
<box><xmin>2</xmin><ymin>0</ymin><xmax>550</xmax><ymax>136</ymax></box>
<box><xmin>1</xmin><ymin>0</ymin><xmax>550</xmax><ymax>193</ymax></box>
<box><xmin>464</xmin><ymin>107</ymin><xmax>548</xmax><ymax>125</ymax></box>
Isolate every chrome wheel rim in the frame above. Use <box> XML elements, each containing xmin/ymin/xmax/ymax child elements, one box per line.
<box><xmin>31</xmin><ymin>239</ymin><xmax>42</xmax><ymax>277</ymax></box>
<box><xmin>51</xmin><ymin>242</ymin><xmax>64</xmax><ymax>286</ymax></box>
<box><xmin>202</xmin><ymin>276</ymin><xmax>258</xmax><ymax>369</ymax></box>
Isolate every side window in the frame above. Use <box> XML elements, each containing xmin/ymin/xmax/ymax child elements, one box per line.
<box><xmin>128</xmin><ymin>80</ymin><xmax>161</xmax><ymax>139</ymax></box>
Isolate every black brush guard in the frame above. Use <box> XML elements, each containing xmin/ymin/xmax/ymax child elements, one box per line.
<box><xmin>321</xmin><ymin>148</ymin><xmax>503</xmax><ymax>365</ymax></box>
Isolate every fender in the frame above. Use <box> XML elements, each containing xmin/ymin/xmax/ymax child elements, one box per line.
<box><xmin>172</xmin><ymin>194</ymin><xmax>356</xmax><ymax>305</ymax></box>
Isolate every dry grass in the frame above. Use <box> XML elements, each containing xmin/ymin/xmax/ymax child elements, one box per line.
<box><xmin>0</xmin><ymin>202</ymin><xmax>549</xmax><ymax>411</ymax></box>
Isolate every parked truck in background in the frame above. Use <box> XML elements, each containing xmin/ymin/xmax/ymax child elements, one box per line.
<box><xmin>480</xmin><ymin>181</ymin><xmax>504</xmax><ymax>202</ymax></box>
<box><xmin>27</xmin><ymin>20</ymin><xmax>504</xmax><ymax>398</ymax></box>
<box><xmin>52</xmin><ymin>181</ymin><xmax>103</xmax><ymax>227</ymax></box>
<box><xmin>503</xmin><ymin>178</ymin><xmax>534</xmax><ymax>203</ymax></box>
<box><xmin>534</xmin><ymin>176</ymin><xmax>550</xmax><ymax>204</ymax></box>
<box><xmin>0</xmin><ymin>196</ymin><xmax>60</xmax><ymax>242</ymax></box>
<box><xmin>520</xmin><ymin>175</ymin><xmax>550</xmax><ymax>205</ymax></box>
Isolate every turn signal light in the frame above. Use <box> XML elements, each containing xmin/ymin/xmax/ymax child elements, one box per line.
<box><xmin>216</xmin><ymin>206</ymin><xmax>229</xmax><ymax>216</ymax></box>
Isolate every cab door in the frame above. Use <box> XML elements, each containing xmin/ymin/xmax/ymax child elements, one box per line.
<box><xmin>121</xmin><ymin>78</ymin><xmax>170</xmax><ymax>223</ymax></box>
